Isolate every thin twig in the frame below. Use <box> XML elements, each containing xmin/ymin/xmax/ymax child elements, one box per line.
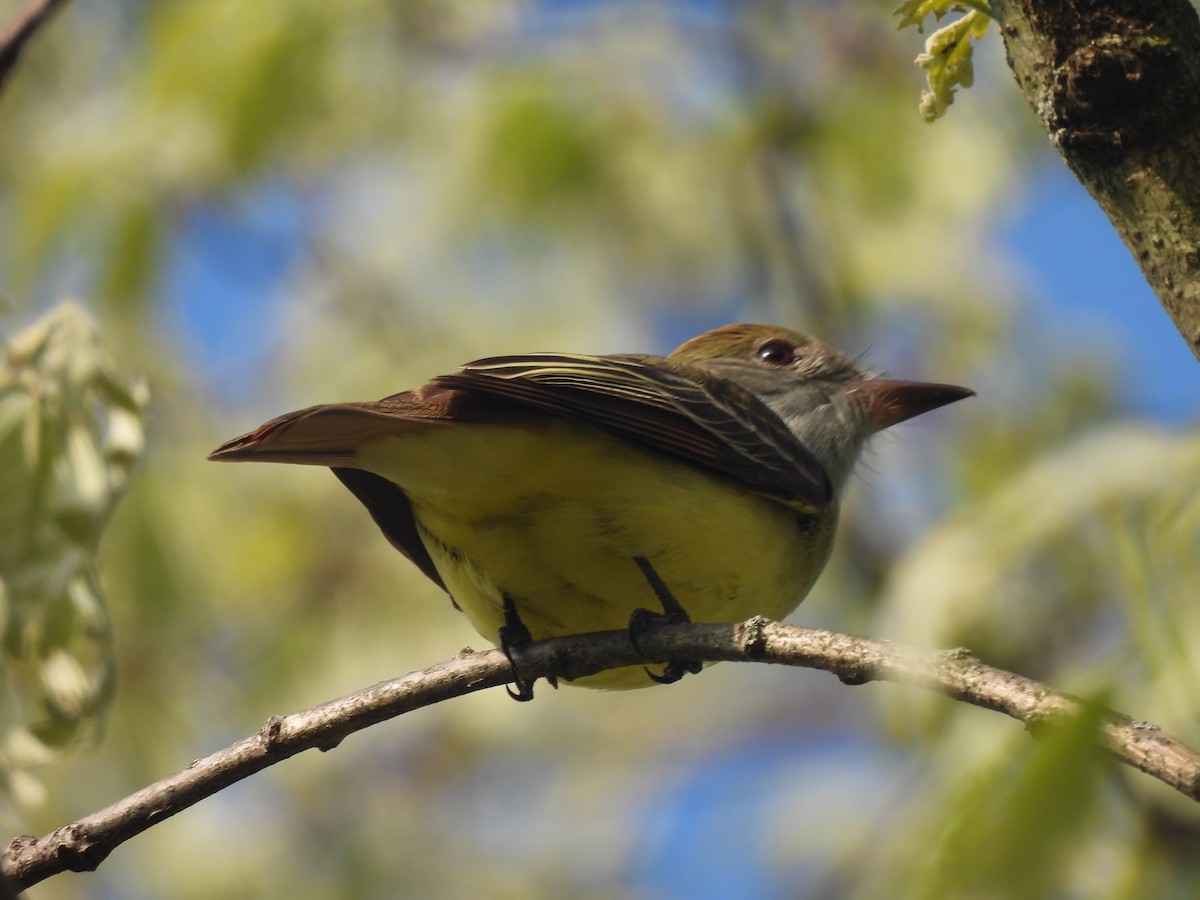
<box><xmin>3</xmin><ymin>619</ymin><xmax>1198</xmax><ymax>890</ymax></box>
<box><xmin>0</xmin><ymin>0</ymin><xmax>69</xmax><ymax>93</ymax></box>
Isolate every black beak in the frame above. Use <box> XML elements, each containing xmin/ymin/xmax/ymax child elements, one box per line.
<box><xmin>850</xmin><ymin>379</ymin><xmax>975</xmax><ymax>432</ymax></box>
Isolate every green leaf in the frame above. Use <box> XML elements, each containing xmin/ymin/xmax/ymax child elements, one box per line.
<box><xmin>894</xmin><ymin>2</ymin><xmax>993</xmax><ymax>121</ymax></box>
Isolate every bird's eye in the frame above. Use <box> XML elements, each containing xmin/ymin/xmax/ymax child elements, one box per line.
<box><xmin>755</xmin><ymin>339</ymin><xmax>796</xmax><ymax>366</ymax></box>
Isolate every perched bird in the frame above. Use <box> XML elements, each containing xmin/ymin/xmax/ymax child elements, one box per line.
<box><xmin>210</xmin><ymin>323</ymin><xmax>971</xmax><ymax>694</ymax></box>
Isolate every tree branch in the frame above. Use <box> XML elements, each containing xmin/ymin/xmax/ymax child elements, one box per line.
<box><xmin>3</xmin><ymin>618</ymin><xmax>1198</xmax><ymax>890</ymax></box>
<box><xmin>0</xmin><ymin>0</ymin><xmax>69</xmax><ymax>93</ymax></box>
<box><xmin>990</xmin><ymin>0</ymin><xmax>1200</xmax><ymax>361</ymax></box>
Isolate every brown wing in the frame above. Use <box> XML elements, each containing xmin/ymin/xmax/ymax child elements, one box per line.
<box><xmin>432</xmin><ymin>352</ymin><xmax>832</xmax><ymax>511</ymax></box>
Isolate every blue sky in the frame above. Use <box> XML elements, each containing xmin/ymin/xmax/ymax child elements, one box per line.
<box><xmin>996</xmin><ymin>166</ymin><xmax>1198</xmax><ymax>423</ymax></box>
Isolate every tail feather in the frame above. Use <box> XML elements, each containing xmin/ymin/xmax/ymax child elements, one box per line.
<box><xmin>209</xmin><ymin>403</ymin><xmax>425</xmax><ymax>466</ymax></box>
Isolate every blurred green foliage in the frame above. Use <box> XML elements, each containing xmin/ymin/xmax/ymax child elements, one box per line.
<box><xmin>908</xmin><ymin>697</ymin><xmax>1107</xmax><ymax>900</ymax></box>
<box><xmin>0</xmin><ymin>0</ymin><xmax>1195</xmax><ymax>898</ymax></box>
<box><xmin>0</xmin><ymin>303</ymin><xmax>146</xmax><ymax>807</ymax></box>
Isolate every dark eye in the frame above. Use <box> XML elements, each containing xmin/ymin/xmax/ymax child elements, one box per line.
<box><xmin>755</xmin><ymin>339</ymin><xmax>796</xmax><ymax>366</ymax></box>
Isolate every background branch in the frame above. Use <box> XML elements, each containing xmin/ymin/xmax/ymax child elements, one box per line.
<box><xmin>4</xmin><ymin>619</ymin><xmax>1198</xmax><ymax>891</ymax></box>
<box><xmin>991</xmin><ymin>0</ymin><xmax>1200</xmax><ymax>360</ymax></box>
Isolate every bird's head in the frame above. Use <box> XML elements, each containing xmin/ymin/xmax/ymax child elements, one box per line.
<box><xmin>672</xmin><ymin>323</ymin><xmax>973</xmax><ymax>489</ymax></box>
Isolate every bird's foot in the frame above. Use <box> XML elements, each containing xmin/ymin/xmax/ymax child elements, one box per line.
<box><xmin>628</xmin><ymin>557</ymin><xmax>703</xmax><ymax>685</ymax></box>
<box><xmin>498</xmin><ymin>594</ymin><xmax>557</xmax><ymax>702</ymax></box>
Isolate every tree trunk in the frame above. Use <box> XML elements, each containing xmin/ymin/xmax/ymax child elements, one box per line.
<box><xmin>991</xmin><ymin>0</ymin><xmax>1200</xmax><ymax>362</ymax></box>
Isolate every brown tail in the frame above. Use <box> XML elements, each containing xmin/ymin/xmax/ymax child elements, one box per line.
<box><xmin>208</xmin><ymin>403</ymin><xmax>418</xmax><ymax>466</ymax></box>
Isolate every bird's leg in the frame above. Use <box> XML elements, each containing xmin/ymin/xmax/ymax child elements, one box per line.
<box><xmin>628</xmin><ymin>557</ymin><xmax>703</xmax><ymax>685</ymax></box>
<box><xmin>497</xmin><ymin>593</ymin><xmax>557</xmax><ymax>701</ymax></box>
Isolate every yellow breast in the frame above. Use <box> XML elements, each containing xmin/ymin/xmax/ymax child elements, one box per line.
<box><xmin>356</xmin><ymin>418</ymin><xmax>834</xmax><ymax>688</ymax></box>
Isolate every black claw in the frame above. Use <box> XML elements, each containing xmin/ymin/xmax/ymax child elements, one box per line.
<box><xmin>500</xmin><ymin>632</ymin><xmax>535</xmax><ymax>701</ymax></box>
<box><xmin>644</xmin><ymin>660</ymin><xmax>704</xmax><ymax>685</ymax></box>
<box><xmin>628</xmin><ymin>557</ymin><xmax>702</xmax><ymax>685</ymax></box>
<box><xmin>505</xmin><ymin>681</ymin><xmax>535</xmax><ymax>701</ymax></box>
<box><xmin>499</xmin><ymin>594</ymin><xmax>538</xmax><ymax>702</ymax></box>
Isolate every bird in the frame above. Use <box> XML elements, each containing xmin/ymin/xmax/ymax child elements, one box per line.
<box><xmin>209</xmin><ymin>323</ymin><xmax>972</xmax><ymax>695</ymax></box>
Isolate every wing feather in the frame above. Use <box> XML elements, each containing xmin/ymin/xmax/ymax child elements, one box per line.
<box><xmin>432</xmin><ymin>352</ymin><xmax>831</xmax><ymax>511</ymax></box>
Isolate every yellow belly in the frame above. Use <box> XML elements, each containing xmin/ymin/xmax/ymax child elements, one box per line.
<box><xmin>357</xmin><ymin>419</ymin><xmax>834</xmax><ymax>688</ymax></box>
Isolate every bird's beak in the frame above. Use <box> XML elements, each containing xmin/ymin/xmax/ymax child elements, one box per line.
<box><xmin>850</xmin><ymin>379</ymin><xmax>975</xmax><ymax>432</ymax></box>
